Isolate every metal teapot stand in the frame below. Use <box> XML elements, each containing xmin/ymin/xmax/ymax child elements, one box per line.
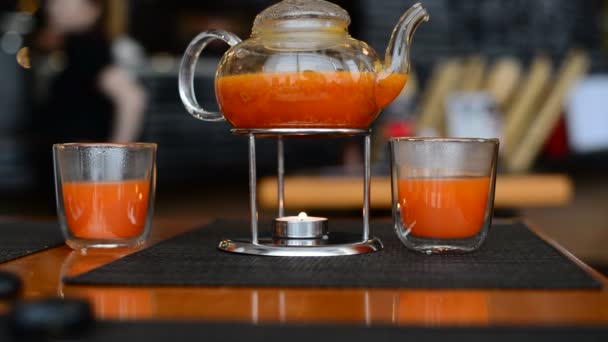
<box><xmin>218</xmin><ymin>128</ymin><xmax>384</xmax><ymax>257</ymax></box>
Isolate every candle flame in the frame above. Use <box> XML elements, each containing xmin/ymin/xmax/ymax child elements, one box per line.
<box><xmin>298</xmin><ymin>212</ymin><xmax>308</xmax><ymax>220</ymax></box>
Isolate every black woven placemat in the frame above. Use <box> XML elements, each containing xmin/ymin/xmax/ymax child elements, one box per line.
<box><xmin>0</xmin><ymin>221</ymin><xmax>64</xmax><ymax>264</ymax></box>
<box><xmin>2</xmin><ymin>321</ymin><xmax>607</xmax><ymax>342</ymax></box>
<box><xmin>65</xmin><ymin>220</ymin><xmax>602</xmax><ymax>289</ymax></box>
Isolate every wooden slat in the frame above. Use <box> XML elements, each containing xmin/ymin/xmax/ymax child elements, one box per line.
<box><xmin>415</xmin><ymin>59</ymin><xmax>462</xmax><ymax>136</ymax></box>
<box><xmin>502</xmin><ymin>55</ymin><xmax>553</xmax><ymax>158</ymax></box>
<box><xmin>459</xmin><ymin>55</ymin><xmax>486</xmax><ymax>91</ymax></box>
<box><xmin>484</xmin><ymin>57</ymin><xmax>522</xmax><ymax>110</ymax></box>
<box><xmin>507</xmin><ymin>50</ymin><xmax>590</xmax><ymax>172</ymax></box>
<box><xmin>258</xmin><ymin>174</ymin><xmax>573</xmax><ymax>210</ymax></box>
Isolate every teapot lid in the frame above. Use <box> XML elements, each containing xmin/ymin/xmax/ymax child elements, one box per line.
<box><xmin>253</xmin><ymin>0</ymin><xmax>351</xmax><ymax>32</ymax></box>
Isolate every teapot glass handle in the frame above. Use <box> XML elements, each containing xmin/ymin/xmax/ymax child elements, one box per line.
<box><xmin>178</xmin><ymin>30</ymin><xmax>242</xmax><ymax>121</ymax></box>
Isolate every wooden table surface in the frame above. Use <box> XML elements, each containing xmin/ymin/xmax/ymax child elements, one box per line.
<box><xmin>0</xmin><ymin>217</ymin><xmax>606</xmax><ymax>326</ymax></box>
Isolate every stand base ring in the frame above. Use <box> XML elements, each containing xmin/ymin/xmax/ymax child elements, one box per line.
<box><xmin>218</xmin><ymin>235</ymin><xmax>383</xmax><ymax>257</ymax></box>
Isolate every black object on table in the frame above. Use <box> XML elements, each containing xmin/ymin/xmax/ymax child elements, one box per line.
<box><xmin>65</xmin><ymin>220</ymin><xmax>603</xmax><ymax>289</ymax></box>
<box><xmin>0</xmin><ymin>222</ymin><xmax>64</xmax><ymax>264</ymax></box>
<box><xmin>1</xmin><ymin>319</ymin><xmax>607</xmax><ymax>342</ymax></box>
<box><xmin>0</xmin><ymin>271</ymin><xmax>21</xmax><ymax>301</ymax></box>
<box><xmin>7</xmin><ymin>298</ymin><xmax>93</xmax><ymax>339</ymax></box>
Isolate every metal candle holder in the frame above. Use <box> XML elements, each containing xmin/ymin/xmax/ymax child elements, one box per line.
<box><xmin>218</xmin><ymin>128</ymin><xmax>384</xmax><ymax>257</ymax></box>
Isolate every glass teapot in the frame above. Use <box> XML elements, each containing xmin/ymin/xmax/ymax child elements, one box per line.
<box><xmin>178</xmin><ymin>0</ymin><xmax>429</xmax><ymax>129</ymax></box>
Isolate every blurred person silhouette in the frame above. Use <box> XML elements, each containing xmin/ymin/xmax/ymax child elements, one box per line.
<box><xmin>32</xmin><ymin>0</ymin><xmax>146</xmax><ymax>143</ymax></box>
<box><xmin>28</xmin><ymin>0</ymin><xmax>147</xmax><ymax>209</ymax></box>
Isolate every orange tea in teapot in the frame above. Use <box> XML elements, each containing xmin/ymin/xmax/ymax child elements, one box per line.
<box><xmin>216</xmin><ymin>71</ymin><xmax>407</xmax><ymax>129</ymax></box>
<box><xmin>179</xmin><ymin>0</ymin><xmax>428</xmax><ymax>129</ymax></box>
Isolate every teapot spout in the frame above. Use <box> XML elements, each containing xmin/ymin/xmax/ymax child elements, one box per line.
<box><xmin>383</xmin><ymin>3</ymin><xmax>429</xmax><ymax>75</ymax></box>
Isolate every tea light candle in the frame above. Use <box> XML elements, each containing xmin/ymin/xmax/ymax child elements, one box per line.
<box><xmin>273</xmin><ymin>212</ymin><xmax>328</xmax><ymax>239</ymax></box>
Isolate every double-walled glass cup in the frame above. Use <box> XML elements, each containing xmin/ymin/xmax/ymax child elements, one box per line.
<box><xmin>53</xmin><ymin>143</ymin><xmax>157</xmax><ymax>251</ymax></box>
<box><xmin>390</xmin><ymin>138</ymin><xmax>499</xmax><ymax>254</ymax></box>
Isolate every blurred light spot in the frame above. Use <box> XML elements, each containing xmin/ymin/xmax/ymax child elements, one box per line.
<box><xmin>1</xmin><ymin>31</ymin><xmax>23</xmax><ymax>54</ymax></box>
<box><xmin>2</xmin><ymin>13</ymin><xmax>34</xmax><ymax>35</ymax></box>
<box><xmin>48</xmin><ymin>51</ymin><xmax>66</xmax><ymax>72</ymax></box>
<box><xmin>17</xmin><ymin>0</ymin><xmax>39</xmax><ymax>15</ymax></box>
<box><xmin>150</xmin><ymin>53</ymin><xmax>175</xmax><ymax>73</ymax></box>
<box><xmin>16</xmin><ymin>47</ymin><xmax>30</xmax><ymax>69</ymax></box>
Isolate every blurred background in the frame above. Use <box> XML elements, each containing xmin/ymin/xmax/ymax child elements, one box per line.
<box><xmin>0</xmin><ymin>0</ymin><xmax>607</xmax><ymax>271</ymax></box>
